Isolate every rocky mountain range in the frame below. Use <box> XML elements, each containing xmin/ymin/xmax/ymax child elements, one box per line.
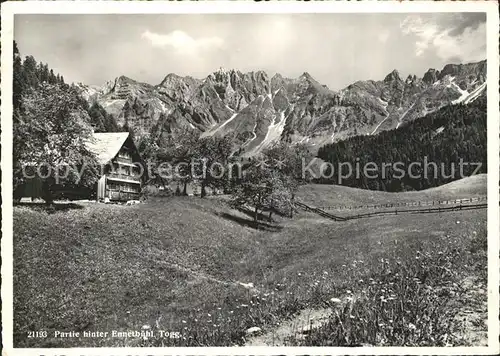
<box><xmin>76</xmin><ymin>60</ymin><xmax>486</xmax><ymax>156</ymax></box>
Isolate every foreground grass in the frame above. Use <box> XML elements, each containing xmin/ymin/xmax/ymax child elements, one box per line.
<box><xmin>14</xmin><ymin>191</ymin><xmax>487</xmax><ymax>347</ymax></box>
<box><xmin>288</xmin><ymin>228</ymin><xmax>488</xmax><ymax>346</ymax></box>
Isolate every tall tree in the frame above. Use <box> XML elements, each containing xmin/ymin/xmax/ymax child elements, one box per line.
<box><xmin>15</xmin><ymin>83</ymin><xmax>99</xmax><ymax>203</ymax></box>
<box><xmin>262</xmin><ymin>143</ymin><xmax>315</xmax><ymax>217</ymax></box>
<box><xmin>193</xmin><ymin>135</ymin><xmax>234</xmax><ymax>197</ymax></box>
<box><xmin>13</xmin><ymin>41</ymin><xmax>24</xmax><ymax>110</ymax></box>
<box><xmin>87</xmin><ymin>101</ymin><xmax>119</xmax><ymax>132</ymax></box>
<box><xmin>231</xmin><ymin>162</ymin><xmax>292</xmax><ymax>225</ymax></box>
<box><xmin>21</xmin><ymin>55</ymin><xmax>39</xmax><ymax>88</ymax></box>
<box><xmin>48</xmin><ymin>69</ymin><xmax>56</xmax><ymax>84</ymax></box>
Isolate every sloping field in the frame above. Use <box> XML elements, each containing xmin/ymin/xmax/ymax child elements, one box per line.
<box><xmin>14</xmin><ymin>198</ymin><xmax>261</xmax><ymax>347</ymax></box>
<box><xmin>297</xmin><ymin>174</ymin><xmax>487</xmax><ymax>208</ymax></box>
<box><xmin>14</xmin><ymin>189</ymin><xmax>487</xmax><ymax>347</ymax></box>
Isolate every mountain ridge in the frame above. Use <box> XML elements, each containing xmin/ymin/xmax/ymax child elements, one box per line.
<box><xmin>75</xmin><ymin>59</ymin><xmax>487</xmax><ymax>155</ymax></box>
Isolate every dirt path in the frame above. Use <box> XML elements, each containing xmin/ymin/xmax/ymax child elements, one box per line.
<box><xmin>245</xmin><ymin>307</ymin><xmax>333</xmax><ymax>346</ymax></box>
<box><xmin>452</xmin><ymin>275</ymin><xmax>488</xmax><ymax>346</ymax></box>
<box><xmin>243</xmin><ymin>272</ymin><xmax>488</xmax><ymax>347</ymax></box>
<box><xmin>164</xmin><ymin>260</ymin><xmax>261</xmax><ymax>294</ymax></box>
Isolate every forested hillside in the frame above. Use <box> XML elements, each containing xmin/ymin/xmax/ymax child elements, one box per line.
<box><xmin>12</xmin><ymin>41</ymin><xmax>122</xmax><ymax>201</ymax></box>
<box><xmin>317</xmin><ymin>96</ymin><xmax>487</xmax><ymax>192</ymax></box>
<box><xmin>13</xmin><ymin>41</ymin><xmax>120</xmax><ymax>134</ymax></box>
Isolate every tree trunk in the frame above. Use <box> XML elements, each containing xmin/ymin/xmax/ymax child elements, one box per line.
<box><xmin>254</xmin><ymin>207</ymin><xmax>258</xmax><ymax>222</ymax></box>
<box><xmin>268</xmin><ymin>210</ymin><xmax>273</xmax><ymax>222</ymax></box>
<box><xmin>201</xmin><ymin>182</ymin><xmax>207</xmax><ymax>198</ymax></box>
<box><xmin>183</xmin><ymin>181</ymin><xmax>188</xmax><ymax>196</ymax></box>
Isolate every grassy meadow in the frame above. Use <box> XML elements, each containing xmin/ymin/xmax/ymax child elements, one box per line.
<box><xmin>297</xmin><ymin>174</ymin><xmax>487</xmax><ymax>208</ymax></box>
<box><xmin>13</xmin><ymin>176</ymin><xmax>488</xmax><ymax>347</ymax></box>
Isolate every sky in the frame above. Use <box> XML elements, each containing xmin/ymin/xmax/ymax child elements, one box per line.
<box><xmin>14</xmin><ymin>12</ymin><xmax>486</xmax><ymax>90</ymax></box>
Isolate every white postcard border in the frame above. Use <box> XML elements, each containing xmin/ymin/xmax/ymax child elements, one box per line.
<box><xmin>1</xmin><ymin>1</ymin><xmax>499</xmax><ymax>355</ymax></box>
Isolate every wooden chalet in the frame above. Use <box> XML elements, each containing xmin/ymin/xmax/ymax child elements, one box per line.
<box><xmin>86</xmin><ymin>132</ymin><xmax>144</xmax><ymax>202</ymax></box>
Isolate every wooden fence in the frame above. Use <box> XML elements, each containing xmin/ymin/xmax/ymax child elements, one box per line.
<box><xmin>294</xmin><ymin>200</ymin><xmax>488</xmax><ymax>222</ymax></box>
<box><xmin>294</xmin><ymin>201</ymin><xmax>348</xmax><ymax>221</ymax></box>
<box><xmin>342</xmin><ymin>203</ymin><xmax>487</xmax><ymax>221</ymax></box>
<box><xmin>317</xmin><ymin>196</ymin><xmax>487</xmax><ymax>211</ymax></box>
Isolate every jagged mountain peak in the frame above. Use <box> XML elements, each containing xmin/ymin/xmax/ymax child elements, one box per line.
<box><xmin>159</xmin><ymin>73</ymin><xmax>200</xmax><ymax>87</ymax></box>
<box><xmin>161</xmin><ymin>72</ymin><xmax>183</xmax><ymax>80</ymax></box>
<box><xmin>249</xmin><ymin>70</ymin><xmax>270</xmax><ymax>80</ymax></box>
<box><xmin>298</xmin><ymin>72</ymin><xmax>324</xmax><ymax>86</ymax></box>
<box><xmin>300</xmin><ymin>72</ymin><xmax>313</xmax><ymax>79</ymax></box>
<box><xmin>405</xmin><ymin>74</ymin><xmax>418</xmax><ymax>85</ymax></box>
<box><xmin>422</xmin><ymin>68</ymin><xmax>439</xmax><ymax>84</ymax></box>
<box><xmin>438</xmin><ymin>59</ymin><xmax>486</xmax><ymax>80</ymax></box>
<box><xmin>383</xmin><ymin>69</ymin><xmax>401</xmax><ymax>83</ymax></box>
<box><xmin>115</xmin><ymin>75</ymin><xmax>138</xmax><ymax>85</ymax></box>
<box><xmin>80</xmin><ymin>59</ymin><xmax>487</xmax><ymax>156</ymax></box>
<box><xmin>209</xmin><ymin>66</ymin><xmax>230</xmax><ymax>77</ymax></box>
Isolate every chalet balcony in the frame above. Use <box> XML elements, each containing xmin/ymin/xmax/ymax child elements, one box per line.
<box><xmin>107</xmin><ymin>172</ymin><xmax>141</xmax><ymax>183</ymax></box>
<box><xmin>107</xmin><ymin>190</ymin><xmax>140</xmax><ymax>202</ymax></box>
<box><xmin>114</xmin><ymin>156</ymin><xmax>136</xmax><ymax>165</ymax></box>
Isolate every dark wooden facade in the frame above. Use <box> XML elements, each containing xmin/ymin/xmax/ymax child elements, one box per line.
<box><xmin>95</xmin><ymin>134</ymin><xmax>143</xmax><ymax>202</ymax></box>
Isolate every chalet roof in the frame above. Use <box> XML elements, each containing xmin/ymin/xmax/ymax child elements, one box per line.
<box><xmin>85</xmin><ymin>132</ymin><xmax>131</xmax><ymax>165</ymax></box>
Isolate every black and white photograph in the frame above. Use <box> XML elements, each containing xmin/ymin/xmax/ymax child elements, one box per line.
<box><xmin>1</xmin><ymin>1</ymin><xmax>499</xmax><ymax>354</ymax></box>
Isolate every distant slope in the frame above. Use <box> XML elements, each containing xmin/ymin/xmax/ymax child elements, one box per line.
<box><xmin>297</xmin><ymin>174</ymin><xmax>487</xmax><ymax>208</ymax></box>
<box><xmin>423</xmin><ymin>173</ymin><xmax>487</xmax><ymax>196</ymax></box>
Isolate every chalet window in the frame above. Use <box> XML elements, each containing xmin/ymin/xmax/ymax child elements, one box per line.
<box><xmin>120</xmin><ymin>166</ymin><xmax>130</xmax><ymax>175</ymax></box>
<box><xmin>117</xmin><ymin>151</ymin><xmax>131</xmax><ymax>160</ymax></box>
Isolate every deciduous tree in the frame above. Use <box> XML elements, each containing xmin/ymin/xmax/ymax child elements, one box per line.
<box><xmin>15</xmin><ymin>83</ymin><xmax>99</xmax><ymax>203</ymax></box>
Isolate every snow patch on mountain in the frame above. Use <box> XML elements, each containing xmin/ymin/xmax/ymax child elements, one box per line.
<box><xmin>396</xmin><ymin>101</ymin><xmax>417</xmax><ymax>130</ymax></box>
<box><xmin>157</xmin><ymin>99</ymin><xmax>172</xmax><ymax>113</ymax></box>
<box><xmin>451</xmin><ymin>81</ymin><xmax>470</xmax><ymax>104</ymax></box>
<box><xmin>245</xmin><ymin>121</ymin><xmax>259</xmax><ymax>146</ymax></box>
<box><xmin>202</xmin><ymin>112</ymin><xmax>238</xmax><ymax>137</ymax></box>
<box><xmin>378</xmin><ymin>97</ymin><xmax>388</xmax><ymax>109</ymax></box>
<box><xmin>102</xmin><ymin>99</ymin><xmax>125</xmax><ymax>107</ymax></box>
<box><xmin>463</xmin><ymin>82</ymin><xmax>486</xmax><ymax>104</ymax></box>
<box><xmin>250</xmin><ymin>111</ymin><xmax>287</xmax><ymax>155</ymax></box>
<box><xmin>370</xmin><ymin>114</ymin><xmax>390</xmax><ymax>135</ymax></box>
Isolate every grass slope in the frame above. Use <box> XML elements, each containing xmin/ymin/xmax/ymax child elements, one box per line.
<box><xmin>14</xmin><ymin>181</ymin><xmax>487</xmax><ymax>347</ymax></box>
<box><xmin>297</xmin><ymin>174</ymin><xmax>487</xmax><ymax>208</ymax></box>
